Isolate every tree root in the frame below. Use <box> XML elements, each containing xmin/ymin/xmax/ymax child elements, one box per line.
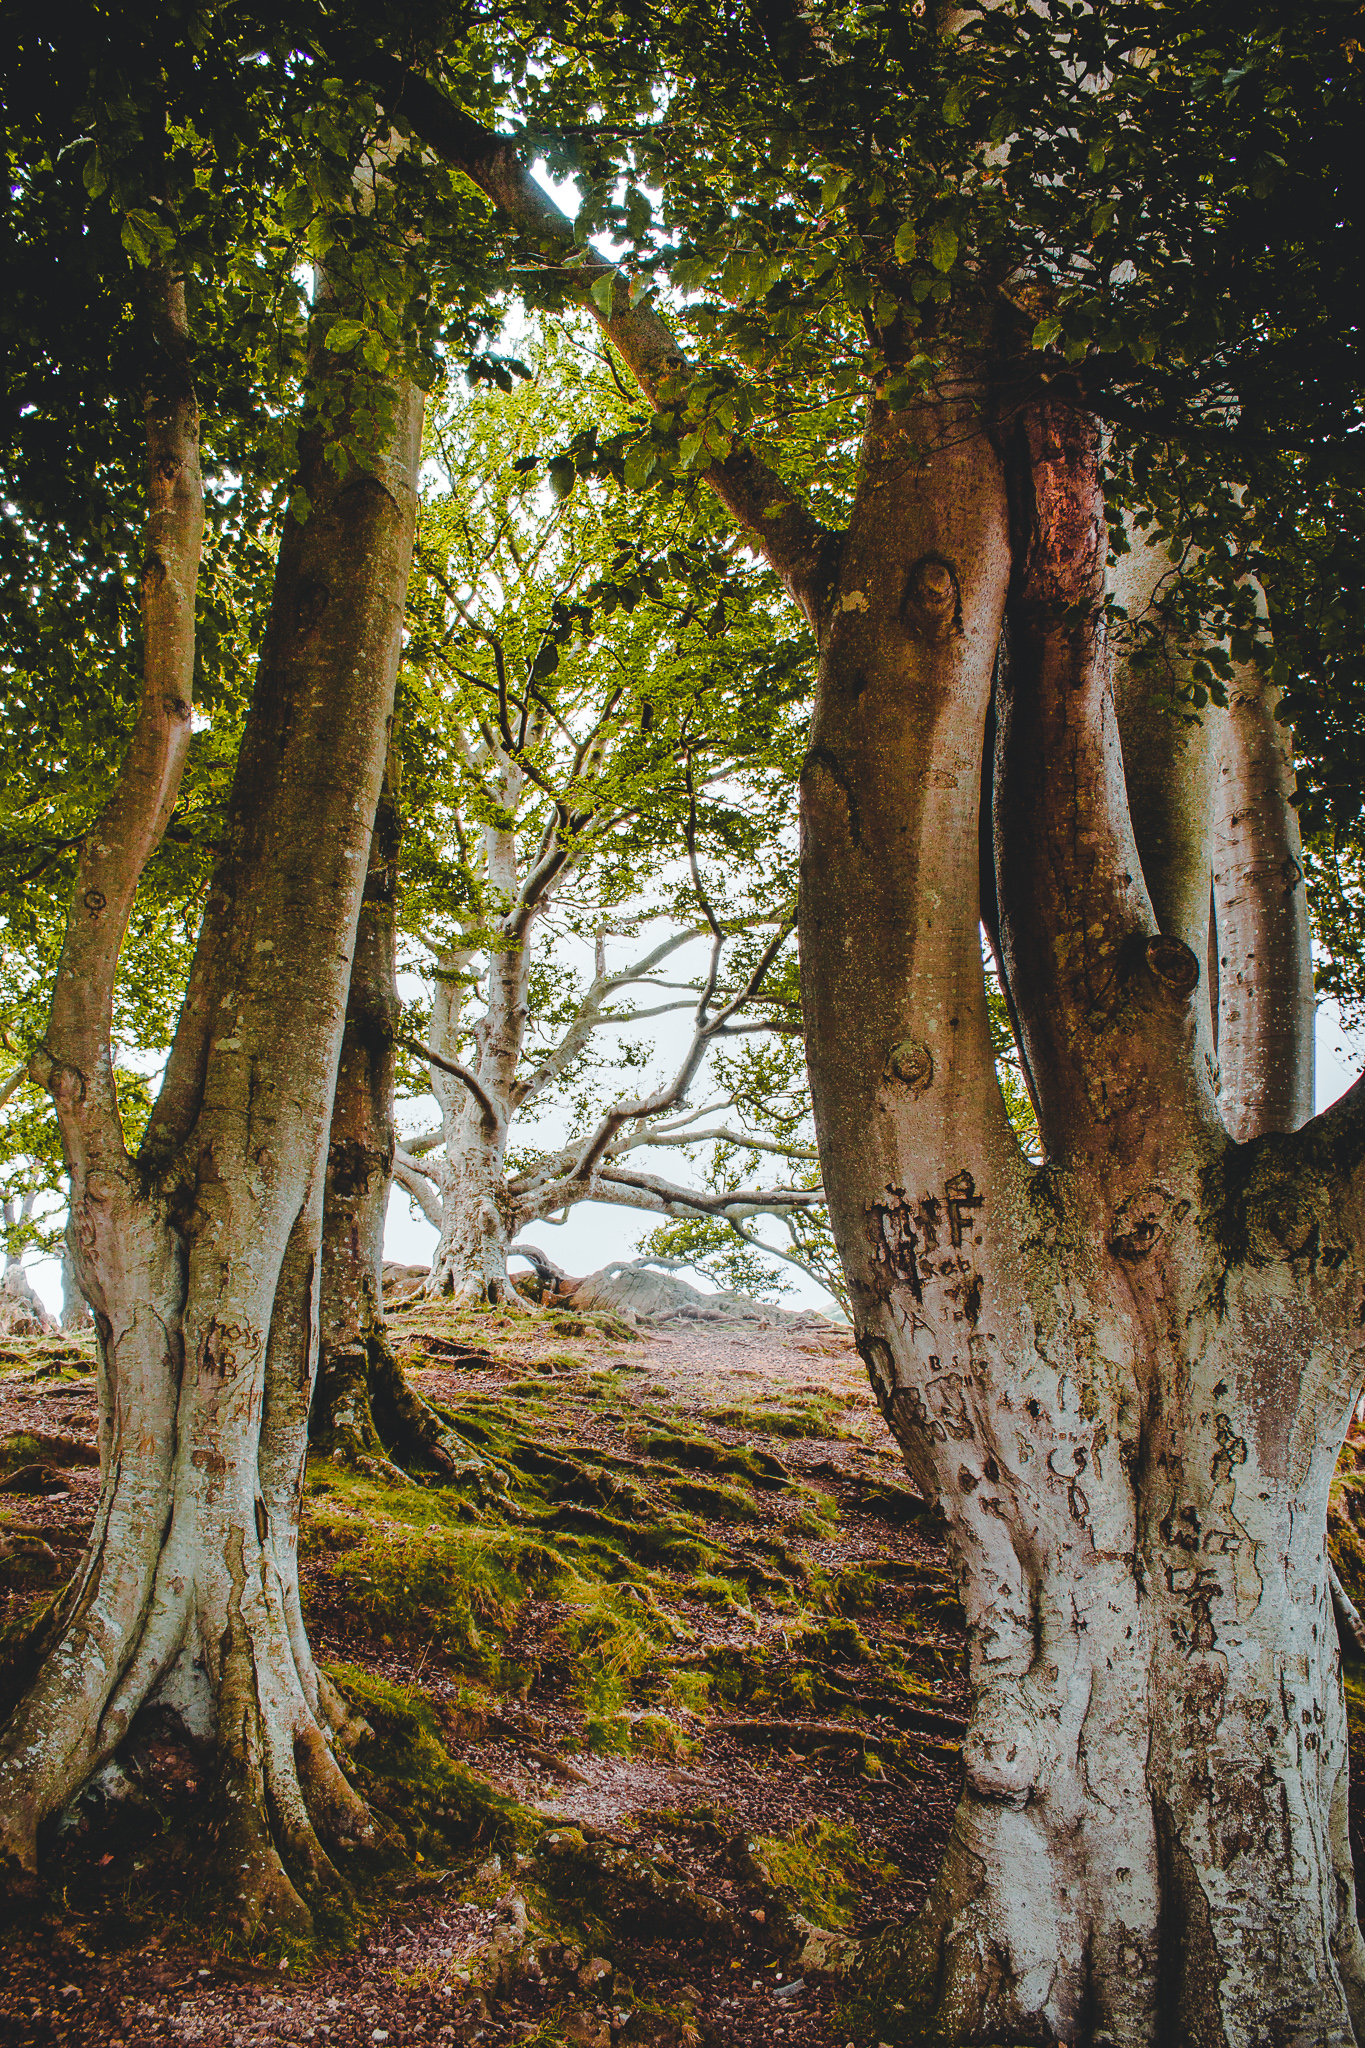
<box><xmin>312</xmin><ymin>1330</ymin><xmax>504</xmax><ymax>1498</ymax></box>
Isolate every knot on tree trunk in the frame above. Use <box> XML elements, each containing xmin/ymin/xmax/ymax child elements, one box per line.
<box><xmin>901</xmin><ymin>553</ymin><xmax>962</xmax><ymax>643</ymax></box>
<box><xmin>1145</xmin><ymin>934</ymin><xmax>1200</xmax><ymax>1000</ymax></box>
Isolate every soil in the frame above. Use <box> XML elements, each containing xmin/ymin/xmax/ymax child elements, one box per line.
<box><xmin>1</xmin><ymin>1312</ymin><xmax>1362</xmax><ymax>2048</ymax></box>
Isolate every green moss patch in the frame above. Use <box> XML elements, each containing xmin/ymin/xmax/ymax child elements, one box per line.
<box><xmin>331</xmin><ymin>1664</ymin><xmax>533</xmax><ymax>1862</ymax></box>
<box><xmin>749</xmin><ymin>1818</ymin><xmax>897</xmax><ymax>1931</ymax></box>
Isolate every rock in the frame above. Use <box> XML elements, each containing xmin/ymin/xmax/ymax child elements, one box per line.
<box><xmin>0</xmin><ymin>1268</ymin><xmax>57</xmax><ymax>1336</ymax></box>
<box><xmin>572</xmin><ymin>1258</ymin><xmax>841</xmax><ymax>1331</ymax></box>
<box><xmin>578</xmin><ymin>1956</ymin><xmax>614</xmax><ymax>1992</ymax></box>
<box><xmin>563</xmin><ymin>2014</ymin><xmax>611</xmax><ymax>2048</ymax></box>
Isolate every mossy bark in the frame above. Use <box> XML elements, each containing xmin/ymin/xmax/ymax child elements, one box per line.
<box><xmin>311</xmin><ymin>762</ymin><xmax>477</xmax><ymax>1481</ymax></box>
<box><xmin>0</xmin><ymin>261</ymin><xmax>423</xmax><ymax>1933</ymax></box>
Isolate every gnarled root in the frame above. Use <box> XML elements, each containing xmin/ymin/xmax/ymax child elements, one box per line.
<box><xmin>312</xmin><ymin>1329</ymin><xmax>501</xmax><ymax>1496</ymax></box>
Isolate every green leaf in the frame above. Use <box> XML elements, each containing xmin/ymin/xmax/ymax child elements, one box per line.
<box><xmin>930</xmin><ymin>223</ymin><xmax>958</xmax><ymax>274</ymax></box>
<box><xmin>590</xmin><ymin>272</ymin><xmax>617</xmax><ymax>320</ymax></box>
<box><xmin>1032</xmin><ymin>315</ymin><xmax>1063</xmax><ymax>351</ymax></box>
<box><xmin>325</xmin><ymin>319</ymin><xmax>368</xmax><ymax>354</ymax></box>
<box><xmin>893</xmin><ymin>223</ymin><xmax>917</xmax><ymax>265</ymax></box>
<box><xmin>547</xmin><ymin>457</ymin><xmax>576</xmax><ymax>500</ymax></box>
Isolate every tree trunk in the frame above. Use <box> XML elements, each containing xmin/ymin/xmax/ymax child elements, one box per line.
<box><xmin>424</xmin><ymin>772</ymin><xmax>529</xmax><ymax>1303</ymax></box>
<box><xmin>799</xmin><ymin>377</ymin><xmax>1365</xmax><ymax>2043</ymax></box>
<box><xmin>0</xmin><ymin>259</ymin><xmax>424</xmax><ymax>1934</ymax></box>
<box><xmin>426</xmin><ymin>1103</ymin><xmax>516</xmax><ymax>1303</ymax></box>
<box><xmin>313</xmin><ymin>762</ymin><xmax>484</xmax><ymax>1480</ymax></box>
<box><xmin>60</xmin><ymin>1226</ymin><xmax>92</xmax><ymax>1331</ymax></box>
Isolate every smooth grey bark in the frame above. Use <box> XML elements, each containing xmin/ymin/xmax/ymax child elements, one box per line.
<box><xmin>799</xmin><ymin>380</ymin><xmax>1365</xmax><ymax>2044</ymax></box>
<box><xmin>0</xmin><ymin>256</ymin><xmax>424</xmax><ymax>1933</ymax></box>
<box><xmin>1213</xmin><ymin>647</ymin><xmax>1315</xmax><ymax>1141</ymax></box>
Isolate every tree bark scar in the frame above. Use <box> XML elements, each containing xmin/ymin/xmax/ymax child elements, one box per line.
<box><xmin>1016</xmin><ymin>401</ymin><xmax>1105</xmax><ymax>611</ymax></box>
<box><xmin>869</xmin><ymin>1190</ymin><xmax>924</xmax><ymax>1300</ymax></box>
<box><xmin>885</xmin><ymin>1036</ymin><xmax>934</xmax><ymax>1094</ymax></box>
<box><xmin>801</xmin><ymin>744</ymin><xmax>862</xmax><ymax>848</ymax></box>
<box><xmin>901</xmin><ymin>553</ymin><xmax>963</xmax><ymax>643</ymax></box>
<box><xmin>1146</xmin><ymin>935</ymin><xmax>1200</xmax><ymax>1001</ymax></box>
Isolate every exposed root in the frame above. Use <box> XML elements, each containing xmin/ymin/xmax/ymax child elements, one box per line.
<box><xmin>312</xmin><ymin>1329</ymin><xmax>494</xmax><ymax>1491</ymax></box>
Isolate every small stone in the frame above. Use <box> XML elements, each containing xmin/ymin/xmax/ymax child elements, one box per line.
<box><xmin>372</xmin><ymin>2033</ymin><xmax>390</xmax><ymax>2044</ymax></box>
<box><xmin>578</xmin><ymin>1956</ymin><xmax>613</xmax><ymax>1992</ymax></box>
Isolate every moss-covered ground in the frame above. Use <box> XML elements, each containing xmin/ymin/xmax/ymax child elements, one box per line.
<box><xmin>7</xmin><ymin>1307</ymin><xmax>1365</xmax><ymax>2044</ymax></box>
<box><xmin>0</xmin><ymin>1297</ymin><xmax>949</xmax><ymax>2045</ymax></box>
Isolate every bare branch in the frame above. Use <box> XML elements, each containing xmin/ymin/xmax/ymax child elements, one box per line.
<box><xmin>632</xmin><ymin>1125</ymin><xmax>820</xmax><ymax>1160</ymax></box>
<box><xmin>393</xmin><ymin>1154</ymin><xmax>442</xmax><ymax>1229</ymax></box>
<box><xmin>546</xmin><ymin>912</ymin><xmax>796</xmax><ymax>1190</ymax></box>
<box><xmin>512</xmin><ymin>925</ymin><xmax>708</xmax><ymax>1111</ymax></box>
<box><xmin>525</xmin><ymin>1164</ymin><xmax>823</xmax><ymax>1225</ymax></box>
<box><xmin>401</xmin><ymin>1036</ymin><xmax>500</xmax><ymax>1137</ymax></box>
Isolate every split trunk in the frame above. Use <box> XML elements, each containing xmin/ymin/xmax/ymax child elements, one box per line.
<box><xmin>0</xmin><ymin>270</ymin><xmax>423</xmax><ymax>1934</ymax></box>
<box><xmin>800</xmin><ymin>374</ymin><xmax>1365</xmax><ymax>2043</ymax></box>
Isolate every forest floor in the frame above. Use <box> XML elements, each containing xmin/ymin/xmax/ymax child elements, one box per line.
<box><xmin>2</xmin><ymin>1297</ymin><xmax>1364</xmax><ymax>2048</ymax></box>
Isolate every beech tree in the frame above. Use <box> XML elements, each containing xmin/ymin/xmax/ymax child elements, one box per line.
<box><xmin>387</xmin><ymin>336</ymin><xmax>822</xmax><ymax>1301</ymax></box>
<box><xmin>336</xmin><ymin>1</ymin><xmax>1365</xmax><ymax>2035</ymax></box>
<box><xmin>4</xmin><ymin>4</ymin><xmax>1363</xmax><ymax>2032</ymax></box>
<box><xmin>0</xmin><ymin>9</ymin><xmax>498</xmax><ymax>1927</ymax></box>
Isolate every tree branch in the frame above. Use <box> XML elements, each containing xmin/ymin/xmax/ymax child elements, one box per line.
<box><xmin>401</xmin><ymin>1036</ymin><xmax>500</xmax><ymax>1137</ymax></box>
<box><xmin>529</xmin><ymin>913</ymin><xmax>796</xmax><ymax>1194</ymax></box>
<box><xmin>393</xmin><ymin>1152</ymin><xmax>443</xmax><ymax>1229</ymax></box>
<box><xmin>529</xmin><ymin>1164</ymin><xmax>823</xmax><ymax>1223</ymax></box>
<box><xmin>354</xmin><ymin>55</ymin><xmax>839</xmax><ymax>627</ymax></box>
<box><xmin>511</xmin><ymin>925</ymin><xmax>707</xmax><ymax>1111</ymax></box>
<box><xmin>633</xmin><ymin>1125</ymin><xmax>820</xmax><ymax>1160</ymax></box>
<box><xmin>34</xmin><ymin>262</ymin><xmax>201</xmax><ymax>1184</ymax></box>
<box><xmin>995</xmin><ymin>396</ymin><xmax>1208</xmax><ymax>1157</ymax></box>
<box><xmin>1213</xmin><ymin>648</ymin><xmax>1314</xmax><ymax>1140</ymax></box>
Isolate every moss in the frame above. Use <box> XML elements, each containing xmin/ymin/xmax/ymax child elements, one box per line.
<box><xmin>793</xmin><ymin>1617</ymin><xmax>873</xmax><ymax>1664</ymax></box>
<box><xmin>0</xmin><ymin>1432</ymin><xmax>45</xmax><ymax>1472</ymax></box>
<box><xmin>639</xmin><ymin>1429</ymin><xmax>788</xmax><ymax>1489</ymax></box>
<box><xmin>668</xmin><ymin>1476</ymin><xmax>763</xmax><ymax>1523</ymax></box>
<box><xmin>749</xmin><ymin>1818</ymin><xmax>897</xmax><ymax>1931</ymax></box>
<box><xmin>790</xmin><ymin>1492</ymin><xmax>839</xmax><ymax>1538</ymax></box>
<box><xmin>331</xmin><ymin>1664</ymin><xmax>533</xmax><ymax>1860</ymax></box>
<box><xmin>704</xmin><ymin>1397</ymin><xmax>853</xmax><ymax>1440</ymax></box>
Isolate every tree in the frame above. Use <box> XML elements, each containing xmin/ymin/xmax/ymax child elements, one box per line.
<box><xmin>342</xmin><ymin>1</ymin><xmax>1365</xmax><ymax>2033</ymax></box>
<box><xmin>0</xmin><ymin>8</ymin><xmax>492</xmax><ymax>1926</ymax></box>
<box><xmin>388</xmin><ymin>333</ymin><xmax>823</xmax><ymax>1301</ymax></box>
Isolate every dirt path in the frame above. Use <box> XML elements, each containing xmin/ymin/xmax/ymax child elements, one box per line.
<box><xmin>2</xmin><ymin>1303</ymin><xmax>1361</xmax><ymax>2048</ymax></box>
